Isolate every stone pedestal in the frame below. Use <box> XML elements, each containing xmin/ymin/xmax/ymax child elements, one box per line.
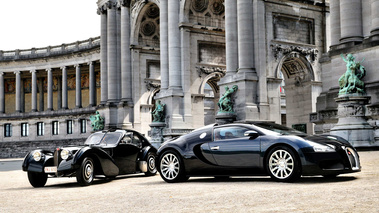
<box><xmin>149</xmin><ymin>122</ymin><xmax>166</xmax><ymax>149</ymax></box>
<box><xmin>330</xmin><ymin>95</ymin><xmax>374</xmax><ymax>147</ymax></box>
<box><xmin>215</xmin><ymin>112</ymin><xmax>237</xmax><ymax>125</ymax></box>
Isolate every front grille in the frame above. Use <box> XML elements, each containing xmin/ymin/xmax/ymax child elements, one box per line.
<box><xmin>345</xmin><ymin>147</ymin><xmax>360</xmax><ymax>170</ymax></box>
<box><xmin>54</xmin><ymin>148</ymin><xmax>62</xmax><ymax>167</ymax></box>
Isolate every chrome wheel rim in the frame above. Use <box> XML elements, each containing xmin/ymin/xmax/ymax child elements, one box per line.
<box><xmin>269</xmin><ymin>149</ymin><xmax>294</xmax><ymax>179</ymax></box>
<box><xmin>148</xmin><ymin>155</ymin><xmax>156</xmax><ymax>171</ymax></box>
<box><xmin>160</xmin><ymin>153</ymin><xmax>179</xmax><ymax>180</ymax></box>
<box><xmin>84</xmin><ymin>160</ymin><xmax>94</xmax><ymax>182</ymax></box>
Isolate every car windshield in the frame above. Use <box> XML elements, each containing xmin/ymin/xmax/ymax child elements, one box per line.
<box><xmin>84</xmin><ymin>132</ymin><xmax>105</xmax><ymax>145</ymax></box>
<box><xmin>84</xmin><ymin>132</ymin><xmax>123</xmax><ymax>146</ymax></box>
<box><xmin>253</xmin><ymin>123</ymin><xmax>307</xmax><ymax>137</ymax></box>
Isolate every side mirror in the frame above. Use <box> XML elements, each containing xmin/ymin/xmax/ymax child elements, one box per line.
<box><xmin>244</xmin><ymin>130</ymin><xmax>259</xmax><ymax>139</ymax></box>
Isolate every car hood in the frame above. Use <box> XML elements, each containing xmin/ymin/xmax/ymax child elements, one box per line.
<box><xmin>304</xmin><ymin>135</ymin><xmax>352</xmax><ymax>147</ymax></box>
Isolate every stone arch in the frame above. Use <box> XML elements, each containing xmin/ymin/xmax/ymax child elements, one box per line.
<box><xmin>199</xmin><ymin>72</ymin><xmax>222</xmax><ymax>125</ymax></box>
<box><xmin>275</xmin><ymin>51</ymin><xmax>321</xmax><ymax>134</ymax></box>
<box><xmin>183</xmin><ymin>0</ymin><xmax>225</xmax><ymax>28</ymax></box>
<box><xmin>131</xmin><ymin>1</ymin><xmax>160</xmax><ymax>47</ymax></box>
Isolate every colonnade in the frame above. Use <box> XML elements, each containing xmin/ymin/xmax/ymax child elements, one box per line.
<box><xmin>330</xmin><ymin>0</ymin><xmax>379</xmax><ymax>46</ymax></box>
<box><xmin>0</xmin><ymin>61</ymin><xmax>98</xmax><ymax>114</ymax></box>
<box><xmin>98</xmin><ymin>0</ymin><xmax>132</xmax><ymax>106</ymax></box>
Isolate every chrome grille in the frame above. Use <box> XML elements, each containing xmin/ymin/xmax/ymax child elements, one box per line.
<box><xmin>345</xmin><ymin>147</ymin><xmax>360</xmax><ymax>170</ymax></box>
<box><xmin>53</xmin><ymin>148</ymin><xmax>61</xmax><ymax>167</ymax></box>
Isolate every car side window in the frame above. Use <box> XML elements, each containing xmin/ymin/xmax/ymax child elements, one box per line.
<box><xmin>214</xmin><ymin>126</ymin><xmax>251</xmax><ymax>140</ymax></box>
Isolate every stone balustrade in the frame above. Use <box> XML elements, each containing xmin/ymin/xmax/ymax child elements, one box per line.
<box><xmin>0</xmin><ymin>37</ymin><xmax>100</xmax><ymax>61</ymax></box>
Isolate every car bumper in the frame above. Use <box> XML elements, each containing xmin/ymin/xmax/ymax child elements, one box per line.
<box><xmin>301</xmin><ymin>146</ymin><xmax>361</xmax><ymax>176</ymax></box>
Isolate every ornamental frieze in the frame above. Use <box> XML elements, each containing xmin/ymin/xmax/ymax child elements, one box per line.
<box><xmin>271</xmin><ymin>43</ymin><xmax>319</xmax><ymax>64</ymax></box>
<box><xmin>145</xmin><ymin>79</ymin><xmax>161</xmax><ymax>91</ymax></box>
<box><xmin>196</xmin><ymin>66</ymin><xmax>226</xmax><ymax>77</ymax></box>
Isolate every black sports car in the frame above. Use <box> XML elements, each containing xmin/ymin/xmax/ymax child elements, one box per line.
<box><xmin>156</xmin><ymin>123</ymin><xmax>361</xmax><ymax>183</ymax></box>
<box><xmin>22</xmin><ymin>129</ymin><xmax>157</xmax><ymax>187</ymax></box>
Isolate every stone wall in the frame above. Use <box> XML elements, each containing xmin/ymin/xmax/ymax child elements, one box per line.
<box><xmin>0</xmin><ymin>138</ymin><xmax>86</xmax><ymax>158</ymax></box>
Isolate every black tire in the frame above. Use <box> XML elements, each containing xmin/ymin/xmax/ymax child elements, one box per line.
<box><xmin>76</xmin><ymin>157</ymin><xmax>95</xmax><ymax>186</ymax></box>
<box><xmin>158</xmin><ymin>150</ymin><xmax>187</xmax><ymax>183</ymax></box>
<box><xmin>145</xmin><ymin>152</ymin><xmax>157</xmax><ymax>176</ymax></box>
<box><xmin>266</xmin><ymin>146</ymin><xmax>301</xmax><ymax>182</ymax></box>
<box><xmin>27</xmin><ymin>171</ymin><xmax>48</xmax><ymax>187</ymax></box>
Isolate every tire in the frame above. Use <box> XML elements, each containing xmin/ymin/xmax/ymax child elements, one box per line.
<box><xmin>266</xmin><ymin>146</ymin><xmax>301</xmax><ymax>182</ymax></box>
<box><xmin>76</xmin><ymin>157</ymin><xmax>95</xmax><ymax>186</ymax></box>
<box><xmin>145</xmin><ymin>152</ymin><xmax>157</xmax><ymax>176</ymax></box>
<box><xmin>158</xmin><ymin>150</ymin><xmax>187</xmax><ymax>183</ymax></box>
<box><xmin>27</xmin><ymin>171</ymin><xmax>48</xmax><ymax>187</ymax></box>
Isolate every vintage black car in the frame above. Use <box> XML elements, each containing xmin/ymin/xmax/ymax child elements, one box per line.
<box><xmin>157</xmin><ymin>123</ymin><xmax>361</xmax><ymax>183</ymax></box>
<box><xmin>22</xmin><ymin>129</ymin><xmax>157</xmax><ymax>187</ymax></box>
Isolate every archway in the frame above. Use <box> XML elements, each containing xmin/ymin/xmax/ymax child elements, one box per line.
<box><xmin>277</xmin><ymin>52</ymin><xmax>319</xmax><ymax>134</ymax></box>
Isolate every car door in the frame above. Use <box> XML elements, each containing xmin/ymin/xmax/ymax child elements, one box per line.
<box><xmin>207</xmin><ymin>126</ymin><xmax>261</xmax><ymax>167</ymax></box>
<box><xmin>113</xmin><ymin>133</ymin><xmax>141</xmax><ymax>174</ymax></box>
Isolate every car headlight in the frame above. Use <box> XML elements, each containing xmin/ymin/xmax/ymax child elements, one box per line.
<box><xmin>60</xmin><ymin>149</ymin><xmax>71</xmax><ymax>160</ymax></box>
<box><xmin>33</xmin><ymin>151</ymin><xmax>42</xmax><ymax>161</ymax></box>
<box><xmin>308</xmin><ymin>141</ymin><xmax>336</xmax><ymax>152</ymax></box>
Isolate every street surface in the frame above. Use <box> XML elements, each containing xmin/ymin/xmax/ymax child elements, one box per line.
<box><xmin>0</xmin><ymin>151</ymin><xmax>378</xmax><ymax>213</ymax></box>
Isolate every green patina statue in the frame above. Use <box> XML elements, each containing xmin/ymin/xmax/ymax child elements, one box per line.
<box><xmin>338</xmin><ymin>53</ymin><xmax>366</xmax><ymax>95</ymax></box>
<box><xmin>89</xmin><ymin>111</ymin><xmax>105</xmax><ymax>131</ymax></box>
<box><xmin>152</xmin><ymin>100</ymin><xmax>165</xmax><ymax>122</ymax></box>
<box><xmin>218</xmin><ymin>85</ymin><xmax>238</xmax><ymax>113</ymax></box>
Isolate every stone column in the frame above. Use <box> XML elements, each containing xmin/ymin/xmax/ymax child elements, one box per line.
<box><xmin>371</xmin><ymin>0</ymin><xmax>379</xmax><ymax>37</ymax></box>
<box><xmin>98</xmin><ymin>6</ymin><xmax>108</xmax><ymax>104</ymax></box>
<box><xmin>107</xmin><ymin>2</ymin><xmax>118</xmax><ymax>103</ymax></box>
<box><xmin>330</xmin><ymin>0</ymin><xmax>341</xmax><ymax>46</ymax></box>
<box><xmin>57</xmin><ymin>76</ymin><xmax>62</xmax><ymax>109</ymax></box>
<box><xmin>61</xmin><ymin>66</ymin><xmax>68</xmax><ymax>109</ymax></box>
<box><xmin>160</xmin><ymin>0</ymin><xmax>169</xmax><ymax>90</ymax></box>
<box><xmin>15</xmin><ymin>71</ymin><xmax>21</xmax><ymax>112</ymax></box>
<box><xmin>340</xmin><ymin>0</ymin><xmax>363</xmax><ymax>43</ymax></box>
<box><xmin>237</xmin><ymin>0</ymin><xmax>255</xmax><ymax>73</ymax></box>
<box><xmin>120</xmin><ymin>2</ymin><xmax>132</xmax><ymax>103</ymax></box>
<box><xmin>46</xmin><ymin>68</ymin><xmax>53</xmax><ymax>111</ymax></box>
<box><xmin>225</xmin><ymin>0</ymin><xmax>238</xmax><ymax>75</ymax></box>
<box><xmin>30</xmin><ymin>69</ymin><xmax>38</xmax><ymax>112</ymax></box>
<box><xmin>0</xmin><ymin>72</ymin><xmax>4</xmax><ymax>113</ymax></box>
<box><xmin>75</xmin><ymin>64</ymin><xmax>82</xmax><ymax>108</ymax></box>
<box><xmin>38</xmin><ymin>77</ymin><xmax>44</xmax><ymax>111</ymax></box>
<box><xmin>168</xmin><ymin>0</ymin><xmax>182</xmax><ymax>91</ymax></box>
<box><xmin>116</xmin><ymin>6</ymin><xmax>122</xmax><ymax>100</ymax></box>
<box><xmin>89</xmin><ymin>61</ymin><xmax>96</xmax><ymax>107</ymax></box>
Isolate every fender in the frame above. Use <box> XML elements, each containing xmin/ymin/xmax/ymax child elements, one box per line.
<box><xmin>139</xmin><ymin>146</ymin><xmax>157</xmax><ymax>161</ymax></box>
<box><xmin>73</xmin><ymin>146</ymin><xmax>119</xmax><ymax>176</ymax></box>
<box><xmin>22</xmin><ymin>149</ymin><xmax>54</xmax><ymax>173</ymax></box>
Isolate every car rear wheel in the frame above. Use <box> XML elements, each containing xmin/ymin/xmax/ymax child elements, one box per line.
<box><xmin>266</xmin><ymin>146</ymin><xmax>301</xmax><ymax>182</ymax></box>
<box><xmin>27</xmin><ymin>171</ymin><xmax>48</xmax><ymax>187</ymax></box>
<box><xmin>159</xmin><ymin>150</ymin><xmax>187</xmax><ymax>183</ymax></box>
<box><xmin>76</xmin><ymin>157</ymin><xmax>95</xmax><ymax>186</ymax></box>
<box><xmin>145</xmin><ymin>152</ymin><xmax>157</xmax><ymax>176</ymax></box>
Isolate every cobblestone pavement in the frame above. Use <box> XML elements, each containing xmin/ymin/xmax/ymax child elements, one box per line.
<box><xmin>0</xmin><ymin>151</ymin><xmax>378</xmax><ymax>213</ymax></box>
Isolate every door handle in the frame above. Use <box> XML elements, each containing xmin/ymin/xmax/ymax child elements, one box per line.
<box><xmin>211</xmin><ymin>146</ymin><xmax>219</xmax><ymax>150</ymax></box>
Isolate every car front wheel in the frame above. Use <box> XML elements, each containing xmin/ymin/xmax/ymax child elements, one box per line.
<box><xmin>27</xmin><ymin>171</ymin><xmax>48</xmax><ymax>187</ymax></box>
<box><xmin>266</xmin><ymin>146</ymin><xmax>301</xmax><ymax>182</ymax></box>
<box><xmin>76</xmin><ymin>157</ymin><xmax>95</xmax><ymax>186</ymax></box>
<box><xmin>158</xmin><ymin>150</ymin><xmax>187</xmax><ymax>183</ymax></box>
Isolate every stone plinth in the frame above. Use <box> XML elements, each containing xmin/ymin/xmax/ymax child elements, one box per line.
<box><xmin>149</xmin><ymin>122</ymin><xmax>166</xmax><ymax>148</ymax></box>
<box><xmin>330</xmin><ymin>95</ymin><xmax>374</xmax><ymax>147</ymax></box>
<box><xmin>215</xmin><ymin>112</ymin><xmax>236</xmax><ymax>125</ymax></box>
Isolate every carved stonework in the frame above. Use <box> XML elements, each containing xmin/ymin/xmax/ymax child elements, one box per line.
<box><xmin>271</xmin><ymin>43</ymin><xmax>319</xmax><ymax>64</ymax></box>
<box><xmin>192</xmin><ymin>0</ymin><xmax>209</xmax><ymax>13</ymax></box>
<box><xmin>146</xmin><ymin>4</ymin><xmax>159</xmax><ymax>18</ymax></box>
<box><xmin>196</xmin><ymin>66</ymin><xmax>226</xmax><ymax>77</ymax></box>
<box><xmin>141</xmin><ymin>21</ymin><xmax>156</xmax><ymax>36</ymax></box>
<box><xmin>210</xmin><ymin>0</ymin><xmax>224</xmax><ymax>15</ymax></box>
<box><xmin>145</xmin><ymin>79</ymin><xmax>160</xmax><ymax>91</ymax></box>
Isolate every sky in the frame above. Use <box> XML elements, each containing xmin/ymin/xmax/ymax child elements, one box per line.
<box><xmin>0</xmin><ymin>0</ymin><xmax>100</xmax><ymax>51</ymax></box>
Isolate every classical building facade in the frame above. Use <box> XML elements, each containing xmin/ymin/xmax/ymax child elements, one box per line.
<box><xmin>311</xmin><ymin>0</ymin><xmax>379</xmax><ymax>146</ymax></box>
<box><xmin>4</xmin><ymin>0</ymin><xmax>378</xmax><ymax>156</ymax></box>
